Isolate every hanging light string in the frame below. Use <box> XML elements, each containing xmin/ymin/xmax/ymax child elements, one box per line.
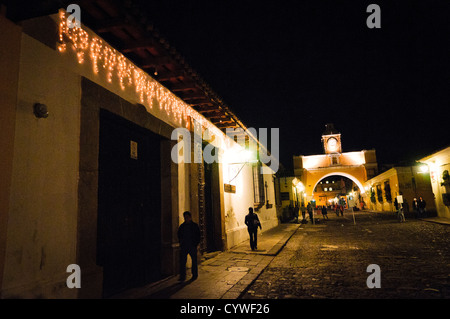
<box><xmin>57</xmin><ymin>9</ymin><xmax>227</xmax><ymax>145</ymax></box>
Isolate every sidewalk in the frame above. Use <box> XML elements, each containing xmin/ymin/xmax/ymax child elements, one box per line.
<box><xmin>420</xmin><ymin>216</ymin><xmax>450</xmax><ymax>225</ymax></box>
<box><xmin>111</xmin><ymin>223</ymin><xmax>300</xmax><ymax>299</ymax></box>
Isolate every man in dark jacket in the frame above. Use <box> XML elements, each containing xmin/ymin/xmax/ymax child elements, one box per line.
<box><xmin>178</xmin><ymin>211</ymin><xmax>201</xmax><ymax>281</ymax></box>
<box><xmin>245</xmin><ymin>207</ymin><xmax>262</xmax><ymax>251</ymax></box>
<box><xmin>418</xmin><ymin>196</ymin><xmax>427</xmax><ymax>218</ymax></box>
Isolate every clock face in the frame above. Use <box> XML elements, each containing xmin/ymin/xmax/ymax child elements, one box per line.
<box><xmin>327</xmin><ymin>137</ymin><xmax>338</xmax><ymax>152</ymax></box>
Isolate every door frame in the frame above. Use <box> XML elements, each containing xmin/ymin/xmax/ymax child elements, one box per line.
<box><xmin>77</xmin><ymin>77</ymin><xmax>179</xmax><ymax>298</ymax></box>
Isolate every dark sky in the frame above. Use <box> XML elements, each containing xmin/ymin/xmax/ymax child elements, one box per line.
<box><xmin>139</xmin><ymin>0</ymin><xmax>449</xmax><ymax>171</ymax></box>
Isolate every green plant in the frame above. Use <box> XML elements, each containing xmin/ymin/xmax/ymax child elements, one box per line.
<box><xmin>376</xmin><ymin>185</ymin><xmax>383</xmax><ymax>203</ymax></box>
<box><xmin>370</xmin><ymin>188</ymin><xmax>376</xmax><ymax>204</ymax></box>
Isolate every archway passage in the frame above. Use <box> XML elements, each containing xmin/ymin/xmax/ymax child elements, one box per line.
<box><xmin>312</xmin><ymin>174</ymin><xmax>362</xmax><ymax>208</ymax></box>
<box><xmin>311</xmin><ymin>172</ymin><xmax>365</xmax><ymax>196</ymax></box>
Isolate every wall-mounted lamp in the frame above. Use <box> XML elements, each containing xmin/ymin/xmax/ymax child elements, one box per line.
<box><xmin>33</xmin><ymin>103</ymin><xmax>48</xmax><ymax>118</ymax></box>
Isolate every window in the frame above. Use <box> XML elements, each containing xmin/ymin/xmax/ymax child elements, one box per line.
<box><xmin>280</xmin><ymin>192</ymin><xmax>290</xmax><ymax>201</ymax></box>
<box><xmin>332</xmin><ymin>156</ymin><xmax>339</xmax><ymax>165</ymax></box>
<box><xmin>384</xmin><ymin>181</ymin><xmax>392</xmax><ymax>202</ymax></box>
<box><xmin>252</xmin><ymin>162</ymin><xmax>265</xmax><ymax>204</ymax></box>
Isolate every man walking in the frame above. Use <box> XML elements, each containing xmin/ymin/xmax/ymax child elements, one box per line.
<box><xmin>245</xmin><ymin>207</ymin><xmax>262</xmax><ymax>251</ymax></box>
<box><xmin>178</xmin><ymin>211</ymin><xmax>201</xmax><ymax>281</ymax></box>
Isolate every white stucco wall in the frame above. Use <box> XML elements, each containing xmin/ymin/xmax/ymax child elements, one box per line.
<box><xmin>2</xmin><ymin>13</ymin><xmax>280</xmax><ymax>297</ymax></box>
<box><xmin>222</xmin><ymin>162</ymin><xmax>278</xmax><ymax>249</ymax></box>
<box><xmin>3</xmin><ymin>33</ymin><xmax>80</xmax><ymax>298</ymax></box>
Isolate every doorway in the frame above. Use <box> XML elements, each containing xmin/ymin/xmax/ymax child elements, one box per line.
<box><xmin>97</xmin><ymin>110</ymin><xmax>162</xmax><ymax>297</ymax></box>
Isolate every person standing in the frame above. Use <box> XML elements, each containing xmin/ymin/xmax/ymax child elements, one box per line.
<box><xmin>307</xmin><ymin>203</ymin><xmax>314</xmax><ymax>223</ymax></box>
<box><xmin>301</xmin><ymin>204</ymin><xmax>307</xmax><ymax>223</ymax></box>
<box><xmin>177</xmin><ymin>211</ymin><xmax>201</xmax><ymax>281</ymax></box>
<box><xmin>418</xmin><ymin>196</ymin><xmax>427</xmax><ymax>218</ymax></box>
<box><xmin>321</xmin><ymin>205</ymin><xmax>329</xmax><ymax>219</ymax></box>
<box><xmin>294</xmin><ymin>204</ymin><xmax>300</xmax><ymax>223</ymax></box>
<box><xmin>245</xmin><ymin>207</ymin><xmax>262</xmax><ymax>250</ymax></box>
<box><xmin>412</xmin><ymin>198</ymin><xmax>419</xmax><ymax>218</ymax></box>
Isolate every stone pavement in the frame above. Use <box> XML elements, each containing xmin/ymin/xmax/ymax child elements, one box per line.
<box><xmin>111</xmin><ymin>223</ymin><xmax>300</xmax><ymax>299</ymax></box>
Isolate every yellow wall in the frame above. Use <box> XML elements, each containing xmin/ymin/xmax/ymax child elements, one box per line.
<box><xmin>301</xmin><ymin>166</ymin><xmax>368</xmax><ymax>202</ymax></box>
<box><xmin>365</xmin><ymin>167</ymin><xmax>436</xmax><ymax>213</ymax></box>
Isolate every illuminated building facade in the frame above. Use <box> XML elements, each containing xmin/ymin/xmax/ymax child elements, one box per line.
<box><xmin>0</xmin><ymin>4</ymin><xmax>278</xmax><ymax>298</ymax></box>
<box><xmin>292</xmin><ymin>124</ymin><xmax>378</xmax><ymax>207</ymax></box>
<box><xmin>418</xmin><ymin>146</ymin><xmax>450</xmax><ymax>219</ymax></box>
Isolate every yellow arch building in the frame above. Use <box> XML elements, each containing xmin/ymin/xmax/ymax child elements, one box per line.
<box><xmin>292</xmin><ymin>124</ymin><xmax>378</xmax><ymax>206</ymax></box>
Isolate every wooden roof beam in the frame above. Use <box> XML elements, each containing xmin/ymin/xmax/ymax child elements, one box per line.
<box><xmin>119</xmin><ymin>38</ymin><xmax>158</xmax><ymax>53</ymax></box>
<box><xmin>139</xmin><ymin>56</ymin><xmax>173</xmax><ymax>68</ymax></box>
<box><xmin>184</xmin><ymin>98</ymin><xmax>212</xmax><ymax>105</ymax></box>
<box><xmin>92</xmin><ymin>16</ymin><xmax>131</xmax><ymax>33</ymax></box>
<box><xmin>180</xmin><ymin>92</ymin><xmax>210</xmax><ymax>100</ymax></box>
<box><xmin>153</xmin><ymin>69</ymin><xmax>186</xmax><ymax>82</ymax></box>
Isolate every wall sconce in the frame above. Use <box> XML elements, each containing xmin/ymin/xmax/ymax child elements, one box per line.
<box><xmin>33</xmin><ymin>103</ymin><xmax>48</xmax><ymax>118</ymax></box>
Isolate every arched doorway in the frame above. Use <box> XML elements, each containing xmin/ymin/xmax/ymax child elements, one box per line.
<box><xmin>311</xmin><ymin>172</ymin><xmax>366</xmax><ymax>196</ymax></box>
<box><xmin>308</xmin><ymin>172</ymin><xmax>367</xmax><ymax>210</ymax></box>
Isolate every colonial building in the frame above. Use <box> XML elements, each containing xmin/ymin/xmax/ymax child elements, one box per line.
<box><xmin>364</xmin><ymin>166</ymin><xmax>436</xmax><ymax>214</ymax></box>
<box><xmin>418</xmin><ymin>146</ymin><xmax>450</xmax><ymax>219</ymax></box>
<box><xmin>0</xmin><ymin>1</ymin><xmax>279</xmax><ymax>298</ymax></box>
<box><xmin>291</xmin><ymin>124</ymin><xmax>378</xmax><ymax>206</ymax></box>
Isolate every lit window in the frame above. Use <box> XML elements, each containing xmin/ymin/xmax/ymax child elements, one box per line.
<box><xmin>326</xmin><ymin>181</ymin><xmax>329</xmax><ymax>184</ymax></box>
<box><xmin>329</xmin><ymin>187</ymin><xmax>332</xmax><ymax>191</ymax></box>
<box><xmin>324</xmin><ymin>187</ymin><xmax>328</xmax><ymax>191</ymax></box>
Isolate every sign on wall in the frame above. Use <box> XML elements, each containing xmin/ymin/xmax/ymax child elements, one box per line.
<box><xmin>224</xmin><ymin>184</ymin><xmax>236</xmax><ymax>193</ymax></box>
<box><xmin>130</xmin><ymin>140</ymin><xmax>138</xmax><ymax>160</ymax></box>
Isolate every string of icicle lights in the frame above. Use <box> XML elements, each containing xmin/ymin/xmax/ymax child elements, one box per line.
<box><xmin>57</xmin><ymin>9</ymin><xmax>224</xmax><ymax>139</ymax></box>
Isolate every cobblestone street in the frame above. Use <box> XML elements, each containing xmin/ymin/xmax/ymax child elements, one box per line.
<box><xmin>241</xmin><ymin>211</ymin><xmax>450</xmax><ymax>299</ymax></box>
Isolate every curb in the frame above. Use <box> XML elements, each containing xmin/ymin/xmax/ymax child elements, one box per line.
<box><xmin>232</xmin><ymin>224</ymin><xmax>301</xmax><ymax>299</ymax></box>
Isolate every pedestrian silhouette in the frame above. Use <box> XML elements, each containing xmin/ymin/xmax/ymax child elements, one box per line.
<box><xmin>307</xmin><ymin>203</ymin><xmax>314</xmax><ymax>223</ymax></box>
<box><xmin>321</xmin><ymin>205</ymin><xmax>329</xmax><ymax>219</ymax></box>
<box><xmin>412</xmin><ymin>198</ymin><xmax>419</xmax><ymax>218</ymax></box>
<box><xmin>177</xmin><ymin>211</ymin><xmax>200</xmax><ymax>281</ymax></box>
<box><xmin>301</xmin><ymin>204</ymin><xmax>307</xmax><ymax>224</ymax></box>
<box><xmin>418</xmin><ymin>196</ymin><xmax>427</xmax><ymax>218</ymax></box>
<box><xmin>245</xmin><ymin>207</ymin><xmax>262</xmax><ymax>250</ymax></box>
<box><xmin>294</xmin><ymin>204</ymin><xmax>300</xmax><ymax>223</ymax></box>
<box><xmin>339</xmin><ymin>204</ymin><xmax>344</xmax><ymax>216</ymax></box>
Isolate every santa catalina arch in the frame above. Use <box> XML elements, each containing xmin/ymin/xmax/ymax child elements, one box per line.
<box><xmin>293</xmin><ymin>124</ymin><xmax>378</xmax><ymax>206</ymax></box>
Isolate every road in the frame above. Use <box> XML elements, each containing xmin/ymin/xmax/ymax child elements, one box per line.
<box><xmin>241</xmin><ymin>210</ymin><xmax>450</xmax><ymax>299</ymax></box>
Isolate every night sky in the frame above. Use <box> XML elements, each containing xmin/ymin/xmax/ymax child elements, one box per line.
<box><xmin>4</xmin><ymin>0</ymin><xmax>449</xmax><ymax>169</ymax></box>
<box><xmin>132</xmin><ymin>1</ymin><xmax>448</xmax><ymax>170</ymax></box>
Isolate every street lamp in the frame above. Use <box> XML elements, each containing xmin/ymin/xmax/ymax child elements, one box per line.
<box><xmin>419</xmin><ymin>165</ymin><xmax>429</xmax><ymax>173</ymax></box>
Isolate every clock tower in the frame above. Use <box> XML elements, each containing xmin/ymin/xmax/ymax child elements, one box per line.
<box><xmin>322</xmin><ymin>123</ymin><xmax>342</xmax><ymax>154</ymax></box>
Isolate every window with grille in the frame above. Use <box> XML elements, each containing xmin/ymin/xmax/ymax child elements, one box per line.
<box><xmin>252</xmin><ymin>162</ymin><xmax>265</xmax><ymax>204</ymax></box>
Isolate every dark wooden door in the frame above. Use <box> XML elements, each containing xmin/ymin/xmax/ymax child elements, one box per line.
<box><xmin>97</xmin><ymin>110</ymin><xmax>161</xmax><ymax>297</ymax></box>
